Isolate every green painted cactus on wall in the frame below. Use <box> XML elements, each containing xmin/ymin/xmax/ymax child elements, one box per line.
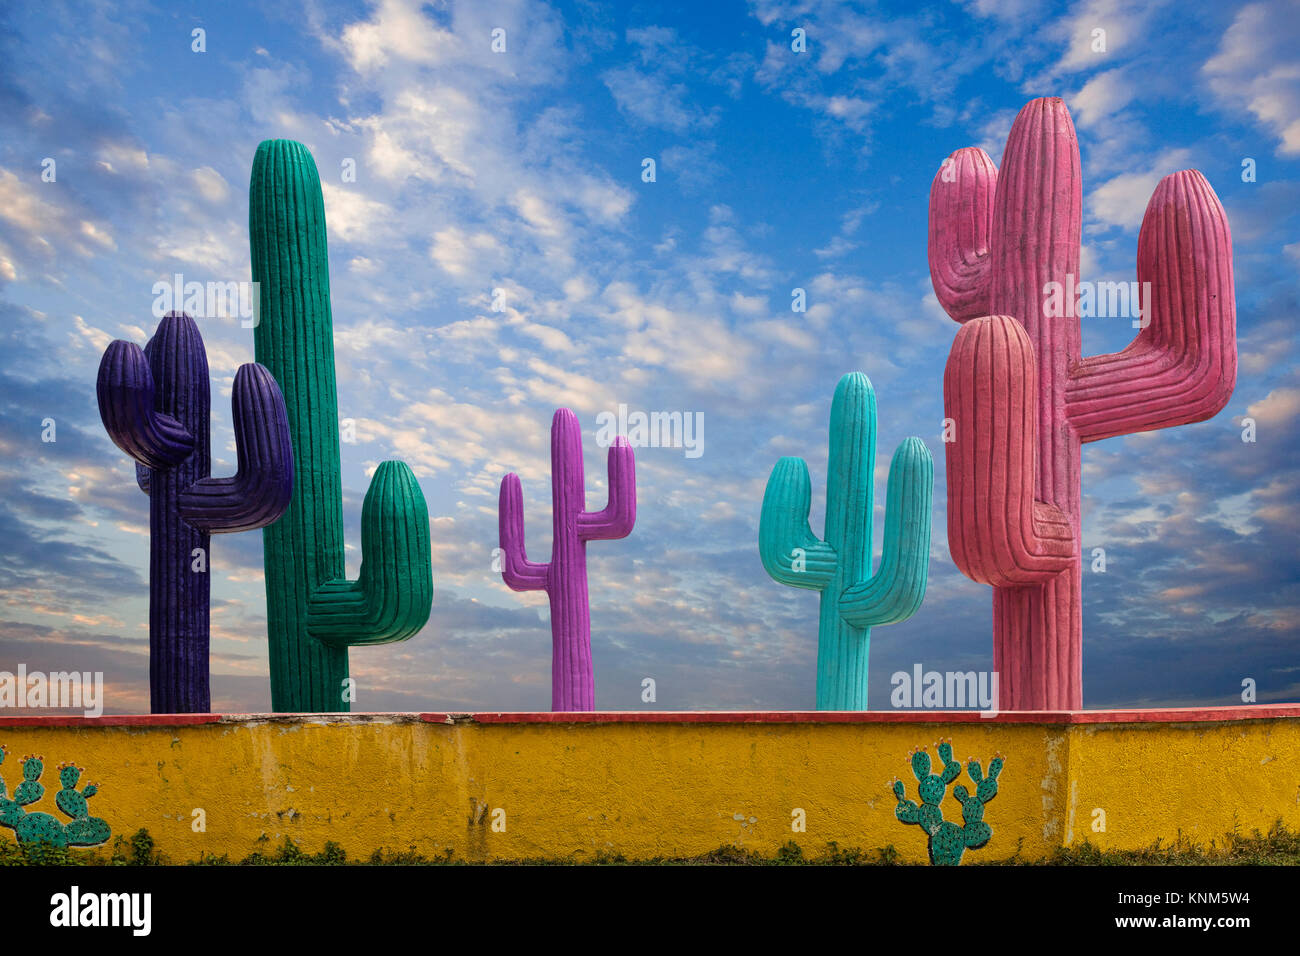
<box><xmin>249</xmin><ymin>139</ymin><xmax>434</xmax><ymax>711</ymax></box>
<box><xmin>892</xmin><ymin>739</ymin><xmax>1003</xmax><ymax>866</ymax></box>
<box><xmin>759</xmin><ymin>372</ymin><xmax>933</xmax><ymax>710</ymax></box>
<box><xmin>0</xmin><ymin>747</ymin><xmax>110</xmax><ymax>848</ymax></box>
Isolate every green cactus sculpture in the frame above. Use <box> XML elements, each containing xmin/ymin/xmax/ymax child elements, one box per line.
<box><xmin>0</xmin><ymin>747</ymin><xmax>111</xmax><ymax>848</ymax></box>
<box><xmin>759</xmin><ymin>372</ymin><xmax>933</xmax><ymax>709</ymax></box>
<box><xmin>892</xmin><ymin>739</ymin><xmax>1003</xmax><ymax>866</ymax></box>
<box><xmin>249</xmin><ymin>139</ymin><xmax>434</xmax><ymax>711</ymax></box>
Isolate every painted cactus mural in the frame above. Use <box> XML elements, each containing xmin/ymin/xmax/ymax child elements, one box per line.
<box><xmin>249</xmin><ymin>139</ymin><xmax>434</xmax><ymax>712</ymax></box>
<box><xmin>892</xmin><ymin>740</ymin><xmax>1002</xmax><ymax>866</ymax></box>
<box><xmin>97</xmin><ymin>312</ymin><xmax>293</xmax><ymax>713</ymax></box>
<box><xmin>498</xmin><ymin>409</ymin><xmax>636</xmax><ymax>711</ymax></box>
<box><xmin>929</xmin><ymin>97</ymin><xmax>1236</xmax><ymax>711</ymax></box>
<box><xmin>759</xmin><ymin>373</ymin><xmax>933</xmax><ymax>710</ymax></box>
<box><xmin>0</xmin><ymin>747</ymin><xmax>111</xmax><ymax>848</ymax></box>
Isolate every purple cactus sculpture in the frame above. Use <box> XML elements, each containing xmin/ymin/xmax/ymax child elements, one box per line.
<box><xmin>97</xmin><ymin>312</ymin><xmax>293</xmax><ymax>713</ymax></box>
<box><xmin>498</xmin><ymin>409</ymin><xmax>636</xmax><ymax>711</ymax></box>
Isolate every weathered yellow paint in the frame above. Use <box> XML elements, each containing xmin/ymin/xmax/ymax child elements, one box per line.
<box><xmin>1065</xmin><ymin>718</ymin><xmax>1300</xmax><ymax>851</ymax></box>
<box><xmin>1</xmin><ymin>714</ymin><xmax>1296</xmax><ymax>862</ymax></box>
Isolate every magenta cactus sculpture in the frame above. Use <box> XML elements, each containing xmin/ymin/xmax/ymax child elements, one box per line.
<box><xmin>929</xmin><ymin>96</ymin><xmax>1236</xmax><ymax>710</ymax></box>
<box><xmin>498</xmin><ymin>409</ymin><xmax>636</xmax><ymax>711</ymax></box>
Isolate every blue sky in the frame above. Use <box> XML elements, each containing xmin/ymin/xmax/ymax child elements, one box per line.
<box><xmin>0</xmin><ymin>0</ymin><xmax>1296</xmax><ymax>713</ymax></box>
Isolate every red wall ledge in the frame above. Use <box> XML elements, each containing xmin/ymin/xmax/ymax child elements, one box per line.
<box><xmin>0</xmin><ymin>704</ymin><xmax>1297</xmax><ymax>727</ymax></box>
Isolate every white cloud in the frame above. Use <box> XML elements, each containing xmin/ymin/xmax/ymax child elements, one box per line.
<box><xmin>192</xmin><ymin>166</ymin><xmax>231</xmax><ymax>204</ymax></box>
<box><xmin>602</xmin><ymin>66</ymin><xmax>716</xmax><ymax>134</ymax></box>
<box><xmin>1085</xmin><ymin>148</ymin><xmax>1193</xmax><ymax>232</ymax></box>
<box><xmin>429</xmin><ymin>226</ymin><xmax>510</xmax><ymax>279</ymax></box>
<box><xmin>1246</xmin><ymin>386</ymin><xmax>1300</xmax><ymax>427</ymax></box>
<box><xmin>1203</xmin><ymin>0</ymin><xmax>1300</xmax><ymax>155</ymax></box>
<box><xmin>0</xmin><ymin>168</ymin><xmax>117</xmax><ymax>260</ymax></box>
<box><xmin>1069</xmin><ymin>67</ymin><xmax>1136</xmax><ymax>128</ymax></box>
<box><xmin>320</xmin><ymin>181</ymin><xmax>394</xmax><ymax>243</ymax></box>
<box><xmin>1047</xmin><ymin>0</ymin><xmax>1168</xmax><ymax>77</ymax></box>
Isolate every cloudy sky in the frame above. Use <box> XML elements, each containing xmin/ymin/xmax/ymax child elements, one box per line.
<box><xmin>0</xmin><ymin>0</ymin><xmax>1296</xmax><ymax>714</ymax></box>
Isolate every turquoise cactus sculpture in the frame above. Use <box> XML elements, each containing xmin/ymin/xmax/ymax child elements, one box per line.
<box><xmin>0</xmin><ymin>747</ymin><xmax>111</xmax><ymax>848</ymax></box>
<box><xmin>892</xmin><ymin>739</ymin><xmax>1003</xmax><ymax>865</ymax></box>
<box><xmin>759</xmin><ymin>372</ymin><xmax>933</xmax><ymax>709</ymax></box>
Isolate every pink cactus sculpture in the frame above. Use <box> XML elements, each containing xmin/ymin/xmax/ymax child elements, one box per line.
<box><xmin>929</xmin><ymin>96</ymin><xmax>1236</xmax><ymax>711</ymax></box>
<box><xmin>498</xmin><ymin>409</ymin><xmax>636</xmax><ymax>711</ymax></box>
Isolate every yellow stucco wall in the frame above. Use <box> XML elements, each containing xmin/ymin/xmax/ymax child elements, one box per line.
<box><xmin>0</xmin><ymin>714</ymin><xmax>1295</xmax><ymax>862</ymax></box>
<box><xmin>1063</xmin><ymin>718</ymin><xmax>1300</xmax><ymax>851</ymax></box>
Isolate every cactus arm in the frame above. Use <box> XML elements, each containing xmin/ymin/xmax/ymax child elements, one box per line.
<box><xmin>1066</xmin><ymin>170</ymin><xmax>1236</xmax><ymax>441</ymax></box>
<box><xmin>895</xmin><ymin>801</ymin><xmax>922</xmax><ymax>826</ymax></box>
<box><xmin>758</xmin><ymin>457</ymin><xmax>836</xmax><ymax>590</ymax></box>
<box><xmin>577</xmin><ymin>437</ymin><xmax>636</xmax><ymax>540</ymax></box>
<box><xmin>909</xmin><ymin>749</ymin><xmax>931</xmax><ymax>781</ymax></box>
<box><xmin>178</xmin><ymin>363</ymin><xmax>294</xmax><ymax>533</ymax></box>
<box><xmin>892</xmin><ymin>779</ymin><xmax>922</xmax><ymax>825</ymax></box>
<box><xmin>979</xmin><ymin>755</ymin><xmax>1004</xmax><ymax>802</ymax></box>
<box><xmin>928</xmin><ymin>147</ymin><xmax>997</xmax><ymax>323</ymax></box>
<box><xmin>963</xmin><ymin>821</ymin><xmax>992</xmax><ymax>848</ymax></box>
<box><xmin>307</xmin><ymin>461</ymin><xmax>434</xmax><ymax>647</ymax></box>
<box><xmin>936</xmin><ymin>739</ymin><xmax>962</xmax><ymax>784</ymax></box>
<box><xmin>96</xmin><ymin>340</ymin><xmax>194</xmax><ymax>469</ymax></box>
<box><xmin>944</xmin><ymin>315</ymin><xmax>1075</xmax><ymax>587</ymax></box>
<box><xmin>498</xmin><ymin>473</ymin><xmax>550</xmax><ymax>591</ymax></box>
<box><xmin>135</xmin><ymin>337</ymin><xmax>159</xmax><ymax>497</ymax></box>
<box><xmin>838</xmin><ymin>437</ymin><xmax>933</xmax><ymax>627</ymax></box>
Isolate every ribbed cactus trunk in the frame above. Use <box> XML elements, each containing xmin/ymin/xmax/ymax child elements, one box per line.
<box><xmin>930</xmin><ymin>97</ymin><xmax>1236</xmax><ymax>711</ymax></box>
<box><xmin>144</xmin><ymin>320</ymin><xmax>210</xmax><ymax>714</ymax></box>
<box><xmin>549</xmin><ymin>412</ymin><xmax>595</xmax><ymax>709</ymax></box>
<box><xmin>759</xmin><ymin>373</ymin><xmax>933</xmax><ymax>711</ymax></box>
<box><xmin>498</xmin><ymin>409</ymin><xmax>637</xmax><ymax>711</ymax></box>
<box><xmin>249</xmin><ymin>139</ymin><xmax>433</xmax><ymax>712</ymax></box>
<box><xmin>986</xmin><ymin>100</ymin><xmax>1084</xmax><ymax>711</ymax></box>
<box><xmin>251</xmin><ymin>139</ymin><xmax>349</xmax><ymax>711</ymax></box>
<box><xmin>814</xmin><ymin>378</ymin><xmax>874</xmax><ymax>709</ymax></box>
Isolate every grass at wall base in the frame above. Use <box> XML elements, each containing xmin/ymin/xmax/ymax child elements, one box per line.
<box><xmin>4</xmin><ymin>824</ymin><xmax>1296</xmax><ymax>866</ymax></box>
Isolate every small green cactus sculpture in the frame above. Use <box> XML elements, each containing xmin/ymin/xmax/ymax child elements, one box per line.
<box><xmin>892</xmin><ymin>739</ymin><xmax>1003</xmax><ymax>865</ymax></box>
<box><xmin>0</xmin><ymin>746</ymin><xmax>111</xmax><ymax>848</ymax></box>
